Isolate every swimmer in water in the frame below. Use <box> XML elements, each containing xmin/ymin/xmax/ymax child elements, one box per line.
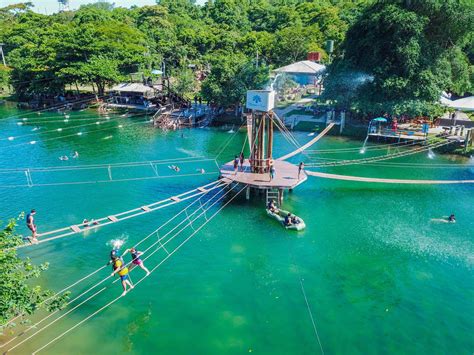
<box><xmin>168</xmin><ymin>165</ymin><xmax>180</xmax><ymax>172</ymax></box>
<box><xmin>122</xmin><ymin>247</ymin><xmax>150</xmax><ymax>276</ymax></box>
<box><xmin>196</xmin><ymin>168</ymin><xmax>205</xmax><ymax>174</ymax></box>
<box><xmin>110</xmin><ymin>254</ymin><xmax>134</xmax><ymax>296</ymax></box>
<box><xmin>59</xmin><ymin>155</ymin><xmax>69</xmax><ymax>161</ymax></box>
<box><xmin>448</xmin><ymin>214</ymin><xmax>456</xmax><ymax>223</ymax></box>
<box><xmin>72</xmin><ymin>151</ymin><xmax>79</xmax><ymax>159</ymax></box>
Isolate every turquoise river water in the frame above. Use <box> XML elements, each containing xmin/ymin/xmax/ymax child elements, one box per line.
<box><xmin>0</xmin><ymin>103</ymin><xmax>473</xmax><ymax>354</ymax></box>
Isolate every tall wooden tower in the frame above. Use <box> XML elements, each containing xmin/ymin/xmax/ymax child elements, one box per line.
<box><xmin>249</xmin><ymin>110</ymin><xmax>274</xmax><ymax>174</ymax></box>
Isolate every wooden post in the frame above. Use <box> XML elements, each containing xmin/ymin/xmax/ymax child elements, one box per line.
<box><xmin>267</xmin><ymin>112</ymin><xmax>273</xmax><ymax>171</ymax></box>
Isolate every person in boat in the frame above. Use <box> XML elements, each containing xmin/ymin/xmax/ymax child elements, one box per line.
<box><xmin>267</xmin><ymin>199</ymin><xmax>278</xmax><ymax>213</ymax></box>
<box><xmin>110</xmin><ymin>254</ymin><xmax>134</xmax><ymax>296</ymax></box>
<box><xmin>448</xmin><ymin>214</ymin><xmax>456</xmax><ymax>223</ymax></box>
<box><xmin>26</xmin><ymin>209</ymin><xmax>38</xmax><ymax>243</ymax></box>
<box><xmin>291</xmin><ymin>215</ymin><xmax>300</xmax><ymax>225</ymax></box>
<box><xmin>122</xmin><ymin>247</ymin><xmax>150</xmax><ymax>276</ymax></box>
<box><xmin>233</xmin><ymin>155</ymin><xmax>239</xmax><ymax>174</ymax></box>
<box><xmin>284</xmin><ymin>213</ymin><xmax>293</xmax><ymax>227</ymax></box>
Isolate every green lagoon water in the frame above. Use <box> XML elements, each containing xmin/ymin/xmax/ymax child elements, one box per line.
<box><xmin>0</xmin><ymin>103</ymin><xmax>473</xmax><ymax>354</ymax></box>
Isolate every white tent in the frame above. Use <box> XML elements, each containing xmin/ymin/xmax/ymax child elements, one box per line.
<box><xmin>273</xmin><ymin>60</ymin><xmax>326</xmax><ymax>75</ymax></box>
<box><xmin>441</xmin><ymin>95</ymin><xmax>474</xmax><ymax>112</ymax></box>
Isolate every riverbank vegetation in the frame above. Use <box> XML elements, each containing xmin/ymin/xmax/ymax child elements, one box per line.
<box><xmin>0</xmin><ymin>218</ymin><xmax>68</xmax><ymax>330</ymax></box>
<box><xmin>0</xmin><ymin>0</ymin><xmax>472</xmax><ymax>115</ymax></box>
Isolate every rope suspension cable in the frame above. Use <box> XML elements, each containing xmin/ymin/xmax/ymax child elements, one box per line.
<box><xmin>277</xmin><ymin>123</ymin><xmax>335</xmax><ymax>161</ymax></box>
<box><xmin>304</xmin><ymin>139</ymin><xmax>423</xmax><ymax>154</ymax></box>
<box><xmin>1</xmin><ymin>183</ymin><xmax>228</xmax><ymax>338</ymax></box>
<box><xmin>306</xmin><ymin>140</ymin><xmax>453</xmax><ymax>168</ymax></box>
<box><xmin>0</xmin><ymin>113</ymin><xmax>139</xmax><ymax>142</ymax></box>
<box><xmin>0</xmin><ymin>170</ymin><xmax>220</xmax><ymax>189</ymax></box>
<box><xmin>29</xmin><ymin>184</ymin><xmax>246</xmax><ymax>355</ymax></box>
<box><xmin>11</xmin><ymin>113</ymin><xmax>117</xmax><ymax>125</ymax></box>
<box><xmin>0</xmin><ymin>95</ymin><xmax>107</xmax><ymax>122</ymax></box>
<box><xmin>0</xmin><ymin>156</ymin><xmax>211</xmax><ymax>173</ymax></box>
<box><xmin>0</xmin><ymin>115</ymin><xmax>153</xmax><ymax>151</ymax></box>
<box><xmin>5</xmin><ymin>183</ymin><xmax>242</xmax><ymax>352</ymax></box>
<box><xmin>215</xmin><ymin>122</ymin><xmax>246</xmax><ymax>161</ymax></box>
<box><xmin>272</xmin><ymin>115</ymin><xmax>302</xmax><ymax>150</ymax></box>
<box><xmin>14</xmin><ymin>179</ymin><xmax>227</xmax><ymax>249</ymax></box>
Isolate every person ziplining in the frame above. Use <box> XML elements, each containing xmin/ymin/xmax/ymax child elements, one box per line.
<box><xmin>110</xmin><ymin>252</ymin><xmax>134</xmax><ymax>296</ymax></box>
<box><xmin>122</xmin><ymin>247</ymin><xmax>151</xmax><ymax>276</ymax></box>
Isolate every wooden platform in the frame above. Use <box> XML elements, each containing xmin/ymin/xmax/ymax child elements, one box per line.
<box><xmin>220</xmin><ymin>159</ymin><xmax>307</xmax><ymax>189</ymax></box>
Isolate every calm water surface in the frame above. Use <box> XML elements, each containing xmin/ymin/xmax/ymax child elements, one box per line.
<box><xmin>0</xmin><ymin>103</ymin><xmax>473</xmax><ymax>354</ymax></box>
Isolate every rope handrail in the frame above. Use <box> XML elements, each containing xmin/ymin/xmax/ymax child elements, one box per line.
<box><xmin>14</xmin><ymin>179</ymin><xmax>228</xmax><ymax>249</ymax></box>
<box><xmin>1</xmin><ymin>184</ymin><xmax>226</xmax><ymax>336</ymax></box>
<box><xmin>277</xmin><ymin>123</ymin><xmax>335</xmax><ymax>161</ymax></box>
<box><xmin>306</xmin><ymin>140</ymin><xmax>451</xmax><ymax>168</ymax></box>
<box><xmin>5</xmin><ymin>184</ymin><xmax>245</xmax><ymax>353</ymax></box>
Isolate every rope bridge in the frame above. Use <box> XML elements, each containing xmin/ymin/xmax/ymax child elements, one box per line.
<box><xmin>2</xmin><ymin>183</ymin><xmax>246</xmax><ymax>353</ymax></box>
<box><xmin>15</xmin><ymin>179</ymin><xmax>231</xmax><ymax>249</ymax></box>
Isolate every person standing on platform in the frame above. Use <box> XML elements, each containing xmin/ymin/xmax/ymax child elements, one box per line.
<box><xmin>26</xmin><ymin>209</ymin><xmax>38</xmax><ymax>243</ymax></box>
<box><xmin>239</xmin><ymin>152</ymin><xmax>244</xmax><ymax>171</ymax></box>
<box><xmin>298</xmin><ymin>162</ymin><xmax>305</xmax><ymax>179</ymax></box>
<box><xmin>233</xmin><ymin>155</ymin><xmax>239</xmax><ymax>174</ymax></box>
<box><xmin>270</xmin><ymin>165</ymin><xmax>276</xmax><ymax>181</ymax></box>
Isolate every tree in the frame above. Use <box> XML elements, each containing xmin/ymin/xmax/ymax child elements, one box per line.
<box><xmin>201</xmin><ymin>52</ymin><xmax>269</xmax><ymax>109</ymax></box>
<box><xmin>174</xmin><ymin>68</ymin><xmax>196</xmax><ymax>96</ymax></box>
<box><xmin>0</xmin><ymin>218</ymin><xmax>68</xmax><ymax>328</ymax></box>
<box><xmin>324</xmin><ymin>0</ymin><xmax>474</xmax><ymax>117</ymax></box>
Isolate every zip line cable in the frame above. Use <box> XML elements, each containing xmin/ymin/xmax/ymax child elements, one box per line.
<box><xmin>5</xmin><ymin>183</ymin><xmax>241</xmax><ymax>352</ymax></box>
<box><xmin>1</xmin><ymin>183</ymin><xmax>228</xmax><ymax>340</ymax></box>
<box><xmin>30</xmin><ymin>184</ymin><xmax>245</xmax><ymax>355</ymax></box>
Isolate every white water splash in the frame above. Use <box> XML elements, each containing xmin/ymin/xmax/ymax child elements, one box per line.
<box><xmin>107</xmin><ymin>235</ymin><xmax>128</xmax><ymax>249</ymax></box>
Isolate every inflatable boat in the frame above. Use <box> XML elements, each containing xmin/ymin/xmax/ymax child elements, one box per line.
<box><xmin>266</xmin><ymin>209</ymin><xmax>306</xmax><ymax>231</ymax></box>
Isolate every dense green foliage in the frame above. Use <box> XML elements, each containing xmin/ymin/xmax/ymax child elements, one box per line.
<box><xmin>0</xmin><ymin>218</ymin><xmax>68</xmax><ymax>329</ymax></box>
<box><xmin>0</xmin><ymin>0</ymin><xmax>369</xmax><ymax>105</ymax></box>
<box><xmin>324</xmin><ymin>0</ymin><xmax>474</xmax><ymax>117</ymax></box>
<box><xmin>0</xmin><ymin>0</ymin><xmax>472</xmax><ymax>112</ymax></box>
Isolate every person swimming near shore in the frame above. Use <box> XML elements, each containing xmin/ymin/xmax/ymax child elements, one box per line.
<box><xmin>168</xmin><ymin>165</ymin><xmax>180</xmax><ymax>172</ymax></box>
<box><xmin>196</xmin><ymin>168</ymin><xmax>205</xmax><ymax>174</ymax></box>
<box><xmin>72</xmin><ymin>151</ymin><xmax>79</xmax><ymax>159</ymax></box>
<box><xmin>430</xmin><ymin>214</ymin><xmax>457</xmax><ymax>224</ymax></box>
<box><xmin>122</xmin><ymin>247</ymin><xmax>150</xmax><ymax>276</ymax></box>
<box><xmin>59</xmin><ymin>155</ymin><xmax>69</xmax><ymax>161</ymax></box>
<box><xmin>110</xmin><ymin>254</ymin><xmax>134</xmax><ymax>296</ymax></box>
